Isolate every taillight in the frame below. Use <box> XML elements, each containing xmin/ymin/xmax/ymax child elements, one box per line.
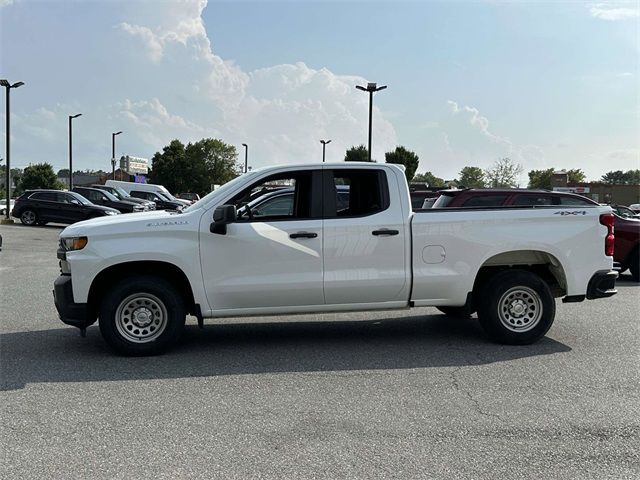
<box><xmin>599</xmin><ymin>213</ymin><xmax>615</xmax><ymax>256</ymax></box>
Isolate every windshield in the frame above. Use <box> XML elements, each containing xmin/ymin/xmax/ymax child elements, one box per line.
<box><xmin>101</xmin><ymin>190</ymin><xmax>119</xmax><ymax>202</ymax></box>
<box><xmin>155</xmin><ymin>191</ymin><xmax>172</xmax><ymax>201</ymax></box>
<box><xmin>432</xmin><ymin>193</ymin><xmax>455</xmax><ymax>208</ymax></box>
<box><xmin>113</xmin><ymin>187</ymin><xmax>129</xmax><ymax>199</ymax></box>
<box><xmin>183</xmin><ymin>172</ymin><xmax>257</xmax><ymax>213</ymax></box>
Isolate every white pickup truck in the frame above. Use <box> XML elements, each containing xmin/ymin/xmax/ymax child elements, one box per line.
<box><xmin>54</xmin><ymin>163</ymin><xmax>617</xmax><ymax>355</ymax></box>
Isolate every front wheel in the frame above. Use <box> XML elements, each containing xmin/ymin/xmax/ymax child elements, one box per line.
<box><xmin>477</xmin><ymin>270</ymin><xmax>555</xmax><ymax>345</ymax></box>
<box><xmin>99</xmin><ymin>276</ymin><xmax>186</xmax><ymax>355</ymax></box>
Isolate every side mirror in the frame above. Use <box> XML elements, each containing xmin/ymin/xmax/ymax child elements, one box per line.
<box><xmin>210</xmin><ymin>204</ymin><xmax>236</xmax><ymax>234</ymax></box>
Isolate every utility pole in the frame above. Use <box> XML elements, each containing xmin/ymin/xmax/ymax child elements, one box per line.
<box><xmin>320</xmin><ymin>139</ymin><xmax>331</xmax><ymax>162</ymax></box>
<box><xmin>68</xmin><ymin>113</ymin><xmax>82</xmax><ymax>188</ymax></box>
<box><xmin>1</xmin><ymin>79</ymin><xmax>25</xmax><ymax>222</ymax></box>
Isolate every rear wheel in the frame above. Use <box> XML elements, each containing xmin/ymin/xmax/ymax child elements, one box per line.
<box><xmin>477</xmin><ymin>270</ymin><xmax>555</xmax><ymax>344</ymax></box>
<box><xmin>99</xmin><ymin>276</ymin><xmax>186</xmax><ymax>355</ymax></box>
<box><xmin>20</xmin><ymin>209</ymin><xmax>38</xmax><ymax>226</ymax></box>
<box><xmin>629</xmin><ymin>249</ymin><xmax>639</xmax><ymax>282</ymax></box>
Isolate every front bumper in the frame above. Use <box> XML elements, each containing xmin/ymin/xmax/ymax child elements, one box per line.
<box><xmin>53</xmin><ymin>275</ymin><xmax>90</xmax><ymax>328</ymax></box>
<box><xmin>586</xmin><ymin>269</ymin><xmax>618</xmax><ymax>300</ymax></box>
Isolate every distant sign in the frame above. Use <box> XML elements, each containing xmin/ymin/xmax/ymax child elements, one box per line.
<box><xmin>120</xmin><ymin>155</ymin><xmax>149</xmax><ymax>175</ymax></box>
<box><xmin>134</xmin><ymin>175</ymin><xmax>147</xmax><ymax>184</ymax></box>
<box><xmin>553</xmin><ymin>187</ymin><xmax>590</xmax><ymax>194</ymax></box>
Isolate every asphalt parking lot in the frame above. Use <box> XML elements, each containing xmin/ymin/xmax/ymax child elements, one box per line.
<box><xmin>1</xmin><ymin>222</ymin><xmax>639</xmax><ymax>479</ymax></box>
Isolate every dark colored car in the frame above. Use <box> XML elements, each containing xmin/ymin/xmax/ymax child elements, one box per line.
<box><xmin>11</xmin><ymin>190</ymin><xmax>120</xmax><ymax>226</ymax></box>
<box><xmin>177</xmin><ymin>192</ymin><xmax>200</xmax><ymax>203</ymax></box>
<box><xmin>611</xmin><ymin>205</ymin><xmax>640</xmax><ymax>219</ymax></box>
<box><xmin>612</xmin><ymin>213</ymin><xmax>640</xmax><ymax>281</ymax></box>
<box><xmin>430</xmin><ymin>188</ymin><xmax>598</xmax><ymax>208</ymax></box>
<box><xmin>91</xmin><ymin>184</ymin><xmax>155</xmax><ymax>210</ymax></box>
<box><xmin>72</xmin><ymin>187</ymin><xmax>146</xmax><ymax>214</ymax></box>
<box><xmin>130</xmin><ymin>190</ymin><xmax>183</xmax><ymax>211</ymax></box>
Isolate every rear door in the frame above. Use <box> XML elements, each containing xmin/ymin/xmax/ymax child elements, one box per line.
<box><xmin>322</xmin><ymin>167</ymin><xmax>409</xmax><ymax>305</ymax></box>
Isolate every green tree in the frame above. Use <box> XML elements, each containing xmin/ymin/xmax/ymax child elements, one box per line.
<box><xmin>528</xmin><ymin>168</ymin><xmax>555</xmax><ymax>189</ymax></box>
<box><xmin>18</xmin><ymin>163</ymin><xmax>64</xmax><ymax>191</ymax></box>
<box><xmin>567</xmin><ymin>169</ymin><xmax>586</xmax><ymax>185</ymax></box>
<box><xmin>187</xmin><ymin>138</ymin><xmax>240</xmax><ymax>189</ymax></box>
<box><xmin>601</xmin><ymin>169</ymin><xmax>640</xmax><ymax>185</ymax></box>
<box><xmin>344</xmin><ymin>145</ymin><xmax>372</xmax><ymax>162</ymax></box>
<box><xmin>385</xmin><ymin>146</ymin><xmax>419</xmax><ymax>182</ymax></box>
<box><xmin>485</xmin><ymin>157</ymin><xmax>523</xmax><ymax>188</ymax></box>
<box><xmin>150</xmin><ymin>138</ymin><xmax>240</xmax><ymax>196</ymax></box>
<box><xmin>458</xmin><ymin>166</ymin><xmax>486</xmax><ymax>188</ymax></box>
<box><xmin>412</xmin><ymin>171</ymin><xmax>446</xmax><ymax>188</ymax></box>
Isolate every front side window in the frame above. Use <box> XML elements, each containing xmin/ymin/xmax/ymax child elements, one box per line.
<box><xmin>230</xmin><ymin>171</ymin><xmax>314</xmax><ymax>222</ymax></box>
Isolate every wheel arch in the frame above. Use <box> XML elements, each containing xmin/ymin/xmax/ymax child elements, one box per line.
<box><xmin>87</xmin><ymin>261</ymin><xmax>197</xmax><ymax>322</ymax></box>
<box><xmin>472</xmin><ymin>250</ymin><xmax>568</xmax><ymax>303</ymax></box>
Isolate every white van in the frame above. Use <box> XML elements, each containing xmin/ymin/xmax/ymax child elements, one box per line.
<box><xmin>105</xmin><ymin>180</ymin><xmax>191</xmax><ymax>206</ymax></box>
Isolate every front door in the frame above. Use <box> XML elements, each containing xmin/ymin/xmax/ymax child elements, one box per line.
<box><xmin>322</xmin><ymin>168</ymin><xmax>409</xmax><ymax>305</ymax></box>
<box><xmin>200</xmin><ymin>169</ymin><xmax>325</xmax><ymax>312</ymax></box>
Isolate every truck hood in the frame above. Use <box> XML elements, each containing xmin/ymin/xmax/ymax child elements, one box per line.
<box><xmin>60</xmin><ymin>210</ymin><xmax>194</xmax><ymax>237</ymax></box>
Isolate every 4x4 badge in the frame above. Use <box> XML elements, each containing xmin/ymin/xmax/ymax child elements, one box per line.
<box><xmin>554</xmin><ymin>211</ymin><xmax>587</xmax><ymax>216</ymax></box>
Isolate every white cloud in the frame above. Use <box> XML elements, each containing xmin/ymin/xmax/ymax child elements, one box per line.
<box><xmin>589</xmin><ymin>2</ymin><xmax>639</xmax><ymax>20</ymax></box>
<box><xmin>116</xmin><ymin>0</ymin><xmax>396</xmax><ymax>166</ymax></box>
<box><xmin>0</xmin><ymin>0</ymin><xmax>14</xmax><ymax>7</ymax></box>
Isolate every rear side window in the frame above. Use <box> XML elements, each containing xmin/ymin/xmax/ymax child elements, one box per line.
<box><xmin>512</xmin><ymin>195</ymin><xmax>553</xmax><ymax>206</ymax></box>
<box><xmin>30</xmin><ymin>192</ymin><xmax>57</xmax><ymax>202</ymax></box>
<box><xmin>462</xmin><ymin>195</ymin><xmax>508</xmax><ymax>207</ymax></box>
<box><xmin>326</xmin><ymin>169</ymin><xmax>388</xmax><ymax>217</ymax></box>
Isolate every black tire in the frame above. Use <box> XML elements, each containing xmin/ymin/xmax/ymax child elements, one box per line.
<box><xmin>99</xmin><ymin>276</ymin><xmax>186</xmax><ymax>356</ymax></box>
<box><xmin>436</xmin><ymin>305</ymin><xmax>475</xmax><ymax>318</ymax></box>
<box><xmin>477</xmin><ymin>269</ymin><xmax>555</xmax><ymax>345</ymax></box>
<box><xmin>629</xmin><ymin>249</ymin><xmax>639</xmax><ymax>282</ymax></box>
<box><xmin>20</xmin><ymin>209</ymin><xmax>38</xmax><ymax>226</ymax></box>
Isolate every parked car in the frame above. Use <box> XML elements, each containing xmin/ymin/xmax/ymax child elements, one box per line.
<box><xmin>12</xmin><ymin>190</ymin><xmax>119</xmax><ymax>226</ymax></box>
<box><xmin>129</xmin><ymin>190</ymin><xmax>184</xmax><ymax>211</ymax></box>
<box><xmin>237</xmin><ymin>185</ymin><xmax>349</xmax><ymax>219</ymax></box>
<box><xmin>627</xmin><ymin>203</ymin><xmax>640</xmax><ymax>214</ymax></box>
<box><xmin>612</xmin><ymin>213</ymin><xmax>640</xmax><ymax>281</ymax></box>
<box><xmin>0</xmin><ymin>199</ymin><xmax>15</xmax><ymax>216</ymax></box>
<box><xmin>91</xmin><ymin>184</ymin><xmax>155</xmax><ymax>210</ymax></box>
<box><xmin>72</xmin><ymin>187</ymin><xmax>146</xmax><ymax>214</ymax></box>
<box><xmin>611</xmin><ymin>205</ymin><xmax>640</xmax><ymax>219</ymax></box>
<box><xmin>105</xmin><ymin>180</ymin><xmax>190</xmax><ymax>207</ymax></box>
<box><xmin>177</xmin><ymin>193</ymin><xmax>200</xmax><ymax>203</ymax></box>
<box><xmin>431</xmin><ymin>188</ymin><xmax>598</xmax><ymax>208</ymax></box>
<box><xmin>54</xmin><ymin>163</ymin><xmax>616</xmax><ymax>355</ymax></box>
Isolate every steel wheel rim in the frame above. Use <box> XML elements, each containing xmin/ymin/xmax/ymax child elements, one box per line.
<box><xmin>22</xmin><ymin>211</ymin><xmax>35</xmax><ymax>224</ymax></box>
<box><xmin>115</xmin><ymin>293</ymin><xmax>168</xmax><ymax>343</ymax></box>
<box><xmin>497</xmin><ymin>286</ymin><xmax>543</xmax><ymax>333</ymax></box>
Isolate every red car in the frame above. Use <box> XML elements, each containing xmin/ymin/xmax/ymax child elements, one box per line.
<box><xmin>431</xmin><ymin>188</ymin><xmax>597</xmax><ymax>208</ymax></box>
<box><xmin>613</xmin><ymin>214</ymin><xmax>640</xmax><ymax>281</ymax></box>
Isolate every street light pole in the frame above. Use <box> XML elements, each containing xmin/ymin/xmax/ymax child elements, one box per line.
<box><xmin>355</xmin><ymin>82</ymin><xmax>387</xmax><ymax>162</ymax></box>
<box><xmin>320</xmin><ymin>139</ymin><xmax>331</xmax><ymax>163</ymax></box>
<box><xmin>68</xmin><ymin>113</ymin><xmax>82</xmax><ymax>189</ymax></box>
<box><xmin>111</xmin><ymin>131</ymin><xmax>122</xmax><ymax>180</ymax></box>
<box><xmin>242</xmin><ymin>143</ymin><xmax>248</xmax><ymax>173</ymax></box>
<box><xmin>1</xmin><ymin>79</ymin><xmax>25</xmax><ymax>222</ymax></box>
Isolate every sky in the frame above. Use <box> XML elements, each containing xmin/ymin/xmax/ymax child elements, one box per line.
<box><xmin>0</xmin><ymin>0</ymin><xmax>638</xmax><ymax>183</ymax></box>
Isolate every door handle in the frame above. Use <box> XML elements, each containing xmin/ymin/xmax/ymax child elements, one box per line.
<box><xmin>290</xmin><ymin>232</ymin><xmax>318</xmax><ymax>239</ymax></box>
<box><xmin>372</xmin><ymin>229</ymin><xmax>399</xmax><ymax>236</ymax></box>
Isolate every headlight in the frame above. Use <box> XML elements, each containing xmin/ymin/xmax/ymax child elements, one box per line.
<box><xmin>133</xmin><ymin>206</ymin><xmax>144</xmax><ymax>211</ymax></box>
<box><xmin>61</xmin><ymin>236</ymin><xmax>88</xmax><ymax>252</ymax></box>
<box><xmin>105</xmin><ymin>210</ymin><xmax>118</xmax><ymax>215</ymax></box>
